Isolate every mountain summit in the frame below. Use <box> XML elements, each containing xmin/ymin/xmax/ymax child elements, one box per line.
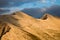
<box><xmin>0</xmin><ymin>12</ymin><xmax>60</xmax><ymax>40</ymax></box>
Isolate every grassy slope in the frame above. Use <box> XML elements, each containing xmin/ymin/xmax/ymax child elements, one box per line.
<box><xmin>0</xmin><ymin>12</ymin><xmax>60</xmax><ymax>40</ymax></box>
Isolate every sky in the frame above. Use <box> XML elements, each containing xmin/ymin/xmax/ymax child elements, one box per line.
<box><xmin>0</xmin><ymin>0</ymin><xmax>60</xmax><ymax>18</ymax></box>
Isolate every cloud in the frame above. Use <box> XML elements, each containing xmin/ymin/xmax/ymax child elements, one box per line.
<box><xmin>0</xmin><ymin>1</ymin><xmax>49</xmax><ymax>15</ymax></box>
<box><xmin>0</xmin><ymin>8</ymin><xmax>10</xmax><ymax>14</ymax></box>
<box><xmin>0</xmin><ymin>0</ymin><xmax>59</xmax><ymax>16</ymax></box>
<box><xmin>41</xmin><ymin>0</ymin><xmax>46</xmax><ymax>3</ymax></box>
<box><xmin>0</xmin><ymin>0</ymin><xmax>41</xmax><ymax>8</ymax></box>
<box><xmin>0</xmin><ymin>0</ymin><xmax>40</xmax><ymax>2</ymax></box>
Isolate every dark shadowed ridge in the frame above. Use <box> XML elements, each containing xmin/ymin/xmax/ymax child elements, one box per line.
<box><xmin>22</xmin><ymin>8</ymin><xmax>45</xmax><ymax>18</ymax></box>
<box><xmin>46</xmin><ymin>5</ymin><xmax>60</xmax><ymax>17</ymax></box>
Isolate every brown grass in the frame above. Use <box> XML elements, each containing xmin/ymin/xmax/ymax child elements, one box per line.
<box><xmin>0</xmin><ymin>12</ymin><xmax>60</xmax><ymax>40</ymax></box>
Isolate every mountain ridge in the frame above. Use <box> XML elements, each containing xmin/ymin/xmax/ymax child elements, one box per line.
<box><xmin>0</xmin><ymin>12</ymin><xmax>60</xmax><ymax>40</ymax></box>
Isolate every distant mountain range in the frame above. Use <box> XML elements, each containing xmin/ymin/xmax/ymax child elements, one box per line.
<box><xmin>22</xmin><ymin>5</ymin><xmax>60</xmax><ymax>18</ymax></box>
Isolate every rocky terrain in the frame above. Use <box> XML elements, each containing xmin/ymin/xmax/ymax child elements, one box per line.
<box><xmin>0</xmin><ymin>12</ymin><xmax>60</xmax><ymax>40</ymax></box>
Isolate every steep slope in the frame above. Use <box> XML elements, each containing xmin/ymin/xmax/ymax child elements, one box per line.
<box><xmin>0</xmin><ymin>12</ymin><xmax>60</xmax><ymax>40</ymax></box>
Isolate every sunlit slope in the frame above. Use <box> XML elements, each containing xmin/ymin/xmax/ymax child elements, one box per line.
<box><xmin>0</xmin><ymin>12</ymin><xmax>60</xmax><ymax>40</ymax></box>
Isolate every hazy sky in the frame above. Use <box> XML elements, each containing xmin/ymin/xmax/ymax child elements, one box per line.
<box><xmin>0</xmin><ymin>0</ymin><xmax>60</xmax><ymax>15</ymax></box>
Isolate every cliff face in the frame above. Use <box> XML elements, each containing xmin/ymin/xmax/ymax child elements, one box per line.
<box><xmin>0</xmin><ymin>12</ymin><xmax>60</xmax><ymax>40</ymax></box>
